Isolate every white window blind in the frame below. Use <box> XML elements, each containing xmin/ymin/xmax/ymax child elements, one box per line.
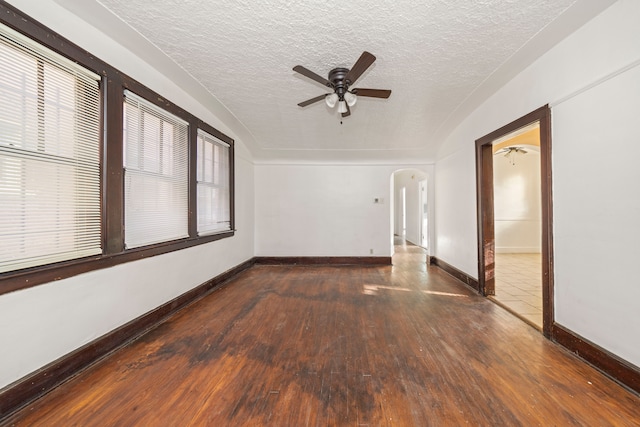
<box><xmin>197</xmin><ymin>129</ymin><xmax>231</xmax><ymax>235</ymax></box>
<box><xmin>123</xmin><ymin>90</ymin><xmax>189</xmax><ymax>248</ymax></box>
<box><xmin>0</xmin><ymin>24</ymin><xmax>101</xmax><ymax>273</ymax></box>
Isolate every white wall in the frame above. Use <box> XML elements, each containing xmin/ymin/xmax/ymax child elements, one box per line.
<box><xmin>255</xmin><ymin>164</ymin><xmax>433</xmax><ymax>258</ymax></box>
<box><xmin>0</xmin><ymin>1</ymin><xmax>255</xmax><ymax>388</ymax></box>
<box><xmin>553</xmin><ymin>62</ymin><xmax>640</xmax><ymax>366</ymax></box>
<box><xmin>434</xmin><ymin>148</ymin><xmax>479</xmax><ymax>276</ymax></box>
<box><xmin>393</xmin><ymin>169</ymin><xmax>428</xmax><ymax>246</ymax></box>
<box><xmin>434</xmin><ymin>0</ymin><xmax>640</xmax><ymax>366</ymax></box>
<box><xmin>494</xmin><ymin>150</ymin><xmax>541</xmax><ymax>253</ymax></box>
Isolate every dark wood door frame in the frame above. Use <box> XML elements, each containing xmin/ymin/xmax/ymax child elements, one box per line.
<box><xmin>475</xmin><ymin>105</ymin><xmax>554</xmax><ymax>337</ymax></box>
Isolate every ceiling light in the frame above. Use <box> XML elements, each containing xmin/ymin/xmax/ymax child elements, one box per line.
<box><xmin>344</xmin><ymin>92</ymin><xmax>357</xmax><ymax>107</ymax></box>
<box><xmin>325</xmin><ymin>93</ymin><xmax>338</xmax><ymax>108</ymax></box>
<box><xmin>337</xmin><ymin>100</ymin><xmax>347</xmax><ymax>114</ymax></box>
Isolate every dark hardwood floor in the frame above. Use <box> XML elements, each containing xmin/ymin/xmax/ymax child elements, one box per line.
<box><xmin>3</xmin><ymin>241</ymin><xmax>640</xmax><ymax>425</ymax></box>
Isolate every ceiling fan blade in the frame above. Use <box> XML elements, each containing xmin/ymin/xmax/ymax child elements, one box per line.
<box><xmin>293</xmin><ymin>65</ymin><xmax>333</xmax><ymax>87</ymax></box>
<box><xmin>352</xmin><ymin>88</ymin><xmax>391</xmax><ymax>99</ymax></box>
<box><xmin>342</xmin><ymin>102</ymin><xmax>351</xmax><ymax>118</ymax></box>
<box><xmin>297</xmin><ymin>94</ymin><xmax>327</xmax><ymax>107</ymax></box>
<box><xmin>344</xmin><ymin>51</ymin><xmax>376</xmax><ymax>86</ymax></box>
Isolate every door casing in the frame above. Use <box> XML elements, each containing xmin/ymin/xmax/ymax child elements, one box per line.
<box><xmin>475</xmin><ymin>105</ymin><xmax>554</xmax><ymax>337</ymax></box>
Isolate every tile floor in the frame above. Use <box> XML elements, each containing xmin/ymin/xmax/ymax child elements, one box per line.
<box><xmin>492</xmin><ymin>253</ymin><xmax>542</xmax><ymax>329</ymax></box>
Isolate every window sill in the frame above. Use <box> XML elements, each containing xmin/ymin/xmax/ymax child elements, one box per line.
<box><xmin>0</xmin><ymin>230</ymin><xmax>235</xmax><ymax>296</ymax></box>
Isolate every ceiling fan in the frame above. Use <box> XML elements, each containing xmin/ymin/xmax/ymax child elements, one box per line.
<box><xmin>495</xmin><ymin>146</ymin><xmax>528</xmax><ymax>157</ymax></box>
<box><xmin>293</xmin><ymin>51</ymin><xmax>391</xmax><ymax>118</ymax></box>
<box><xmin>495</xmin><ymin>146</ymin><xmax>528</xmax><ymax>165</ymax></box>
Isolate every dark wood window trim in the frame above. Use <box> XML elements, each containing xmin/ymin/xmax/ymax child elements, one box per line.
<box><xmin>194</xmin><ymin>120</ymin><xmax>236</xmax><ymax>234</ymax></box>
<box><xmin>0</xmin><ymin>3</ymin><xmax>235</xmax><ymax>296</ymax></box>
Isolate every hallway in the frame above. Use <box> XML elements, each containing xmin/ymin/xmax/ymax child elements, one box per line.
<box><xmin>4</xmin><ymin>248</ymin><xmax>639</xmax><ymax>425</ymax></box>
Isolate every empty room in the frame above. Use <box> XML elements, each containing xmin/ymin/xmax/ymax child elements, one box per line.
<box><xmin>1</xmin><ymin>0</ymin><xmax>639</xmax><ymax>425</ymax></box>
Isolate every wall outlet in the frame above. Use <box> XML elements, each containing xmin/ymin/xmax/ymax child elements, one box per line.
<box><xmin>370</xmin><ymin>249</ymin><xmax>374</xmax><ymax>254</ymax></box>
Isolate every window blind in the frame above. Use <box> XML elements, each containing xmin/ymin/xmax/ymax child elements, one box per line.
<box><xmin>123</xmin><ymin>90</ymin><xmax>189</xmax><ymax>248</ymax></box>
<box><xmin>0</xmin><ymin>23</ymin><xmax>102</xmax><ymax>273</ymax></box>
<box><xmin>197</xmin><ymin>129</ymin><xmax>231</xmax><ymax>235</ymax></box>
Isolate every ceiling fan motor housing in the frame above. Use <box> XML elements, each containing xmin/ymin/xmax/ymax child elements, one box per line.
<box><xmin>329</xmin><ymin>67</ymin><xmax>350</xmax><ymax>100</ymax></box>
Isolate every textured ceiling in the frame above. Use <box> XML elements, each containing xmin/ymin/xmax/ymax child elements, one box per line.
<box><xmin>69</xmin><ymin>0</ymin><xmax>586</xmax><ymax>162</ymax></box>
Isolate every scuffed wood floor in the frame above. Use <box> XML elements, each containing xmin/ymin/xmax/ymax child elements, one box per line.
<box><xmin>4</xmin><ymin>243</ymin><xmax>640</xmax><ymax>426</ymax></box>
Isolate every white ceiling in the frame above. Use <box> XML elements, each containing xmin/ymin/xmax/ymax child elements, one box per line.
<box><xmin>54</xmin><ymin>0</ymin><xmax>612</xmax><ymax>163</ymax></box>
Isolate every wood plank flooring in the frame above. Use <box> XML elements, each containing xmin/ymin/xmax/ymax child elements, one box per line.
<box><xmin>3</xmin><ymin>243</ymin><xmax>640</xmax><ymax>426</ymax></box>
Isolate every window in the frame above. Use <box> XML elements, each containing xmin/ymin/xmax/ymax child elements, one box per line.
<box><xmin>197</xmin><ymin>129</ymin><xmax>231</xmax><ymax>235</ymax></box>
<box><xmin>0</xmin><ymin>4</ymin><xmax>235</xmax><ymax>294</ymax></box>
<box><xmin>0</xmin><ymin>23</ymin><xmax>101</xmax><ymax>273</ymax></box>
<box><xmin>123</xmin><ymin>90</ymin><xmax>189</xmax><ymax>248</ymax></box>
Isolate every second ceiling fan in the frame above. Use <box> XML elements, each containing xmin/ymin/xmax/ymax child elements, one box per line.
<box><xmin>294</xmin><ymin>51</ymin><xmax>391</xmax><ymax>117</ymax></box>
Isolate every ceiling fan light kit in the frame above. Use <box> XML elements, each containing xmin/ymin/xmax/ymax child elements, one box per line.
<box><xmin>344</xmin><ymin>91</ymin><xmax>357</xmax><ymax>107</ymax></box>
<box><xmin>325</xmin><ymin>93</ymin><xmax>338</xmax><ymax>108</ymax></box>
<box><xmin>294</xmin><ymin>51</ymin><xmax>391</xmax><ymax>118</ymax></box>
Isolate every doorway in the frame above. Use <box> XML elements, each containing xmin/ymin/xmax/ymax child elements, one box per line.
<box><xmin>475</xmin><ymin>106</ymin><xmax>554</xmax><ymax>337</ymax></box>
<box><xmin>401</xmin><ymin>187</ymin><xmax>407</xmax><ymax>237</ymax></box>
<box><xmin>392</xmin><ymin>169</ymin><xmax>428</xmax><ymax>248</ymax></box>
<box><xmin>492</xmin><ymin>123</ymin><xmax>542</xmax><ymax>328</ymax></box>
<box><xmin>419</xmin><ymin>180</ymin><xmax>428</xmax><ymax>249</ymax></box>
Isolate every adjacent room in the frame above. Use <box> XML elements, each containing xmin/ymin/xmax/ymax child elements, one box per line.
<box><xmin>1</xmin><ymin>0</ymin><xmax>639</xmax><ymax>424</ymax></box>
